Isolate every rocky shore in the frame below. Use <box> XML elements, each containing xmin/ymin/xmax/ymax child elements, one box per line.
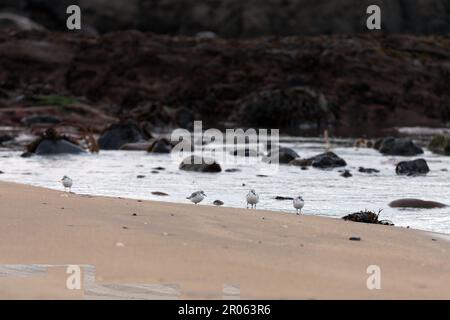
<box><xmin>0</xmin><ymin>30</ymin><xmax>449</xmax><ymax>139</ymax></box>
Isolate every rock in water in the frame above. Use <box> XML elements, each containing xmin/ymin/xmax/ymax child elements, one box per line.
<box><xmin>378</xmin><ymin>137</ymin><xmax>423</xmax><ymax>156</ymax></box>
<box><xmin>389</xmin><ymin>199</ymin><xmax>447</xmax><ymax>209</ymax></box>
<box><xmin>213</xmin><ymin>200</ymin><xmax>224</xmax><ymax>206</ymax></box>
<box><xmin>98</xmin><ymin>122</ymin><xmax>144</xmax><ymax>150</ymax></box>
<box><xmin>147</xmin><ymin>138</ymin><xmax>172</xmax><ymax>153</ymax></box>
<box><xmin>179</xmin><ymin>155</ymin><xmax>222</xmax><ymax>173</ymax></box>
<box><xmin>310</xmin><ymin>152</ymin><xmax>347</xmax><ymax>169</ymax></box>
<box><xmin>264</xmin><ymin>147</ymin><xmax>299</xmax><ymax>164</ymax></box>
<box><xmin>396</xmin><ymin>159</ymin><xmax>430</xmax><ymax>176</ymax></box>
<box><xmin>341</xmin><ymin>170</ymin><xmax>352</xmax><ymax>178</ymax></box>
<box><xmin>358</xmin><ymin>167</ymin><xmax>380</xmax><ymax>174</ymax></box>
<box><xmin>428</xmin><ymin>135</ymin><xmax>450</xmax><ymax>156</ymax></box>
<box><xmin>35</xmin><ymin>139</ymin><xmax>86</xmax><ymax>155</ymax></box>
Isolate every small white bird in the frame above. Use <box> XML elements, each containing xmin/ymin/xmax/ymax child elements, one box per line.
<box><xmin>187</xmin><ymin>191</ymin><xmax>206</xmax><ymax>205</ymax></box>
<box><xmin>61</xmin><ymin>176</ymin><xmax>73</xmax><ymax>193</ymax></box>
<box><xmin>246</xmin><ymin>189</ymin><xmax>259</xmax><ymax>209</ymax></box>
<box><xmin>293</xmin><ymin>196</ymin><xmax>305</xmax><ymax>215</ymax></box>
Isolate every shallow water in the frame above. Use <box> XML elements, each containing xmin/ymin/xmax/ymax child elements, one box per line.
<box><xmin>1</xmin><ymin>138</ymin><xmax>449</xmax><ymax>234</ymax></box>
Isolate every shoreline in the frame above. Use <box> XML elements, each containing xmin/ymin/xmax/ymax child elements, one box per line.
<box><xmin>1</xmin><ymin>181</ymin><xmax>450</xmax><ymax>299</ymax></box>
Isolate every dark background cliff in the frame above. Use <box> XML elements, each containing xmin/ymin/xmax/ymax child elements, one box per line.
<box><xmin>0</xmin><ymin>1</ymin><xmax>449</xmax><ymax>136</ymax></box>
<box><xmin>1</xmin><ymin>0</ymin><xmax>449</xmax><ymax>36</ymax></box>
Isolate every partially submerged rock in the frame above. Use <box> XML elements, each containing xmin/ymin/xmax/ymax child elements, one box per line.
<box><xmin>147</xmin><ymin>138</ymin><xmax>172</xmax><ymax>154</ymax></box>
<box><xmin>98</xmin><ymin>122</ymin><xmax>146</xmax><ymax>150</ymax></box>
<box><xmin>396</xmin><ymin>159</ymin><xmax>430</xmax><ymax>176</ymax></box>
<box><xmin>310</xmin><ymin>152</ymin><xmax>347</xmax><ymax>169</ymax></box>
<box><xmin>358</xmin><ymin>167</ymin><xmax>380</xmax><ymax>174</ymax></box>
<box><xmin>274</xmin><ymin>196</ymin><xmax>294</xmax><ymax>201</ymax></box>
<box><xmin>179</xmin><ymin>155</ymin><xmax>222</xmax><ymax>173</ymax></box>
<box><xmin>25</xmin><ymin>128</ymin><xmax>86</xmax><ymax>156</ymax></box>
<box><xmin>264</xmin><ymin>147</ymin><xmax>299</xmax><ymax>164</ymax></box>
<box><xmin>377</xmin><ymin>137</ymin><xmax>423</xmax><ymax>156</ymax></box>
<box><xmin>120</xmin><ymin>142</ymin><xmax>152</xmax><ymax>151</ymax></box>
<box><xmin>389</xmin><ymin>199</ymin><xmax>447</xmax><ymax>209</ymax></box>
<box><xmin>428</xmin><ymin>135</ymin><xmax>450</xmax><ymax>156</ymax></box>
<box><xmin>340</xmin><ymin>170</ymin><xmax>352</xmax><ymax>178</ymax></box>
<box><xmin>213</xmin><ymin>200</ymin><xmax>224</xmax><ymax>206</ymax></box>
<box><xmin>290</xmin><ymin>152</ymin><xmax>347</xmax><ymax>169</ymax></box>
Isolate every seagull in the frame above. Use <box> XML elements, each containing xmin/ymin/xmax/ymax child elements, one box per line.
<box><xmin>293</xmin><ymin>196</ymin><xmax>305</xmax><ymax>215</ymax></box>
<box><xmin>187</xmin><ymin>191</ymin><xmax>206</xmax><ymax>205</ymax></box>
<box><xmin>246</xmin><ymin>189</ymin><xmax>259</xmax><ymax>209</ymax></box>
<box><xmin>60</xmin><ymin>176</ymin><xmax>73</xmax><ymax>192</ymax></box>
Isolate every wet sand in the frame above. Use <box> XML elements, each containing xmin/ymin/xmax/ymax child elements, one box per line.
<box><xmin>1</xmin><ymin>181</ymin><xmax>450</xmax><ymax>299</ymax></box>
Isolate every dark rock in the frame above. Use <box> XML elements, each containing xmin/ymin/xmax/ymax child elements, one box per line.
<box><xmin>358</xmin><ymin>167</ymin><xmax>380</xmax><ymax>174</ymax></box>
<box><xmin>310</xmin><ymin>152</ymin><xmax>347</xmax><ymax>169</ymax></box>
<box><xmin>257</xmin><ymin>174</ymin><xmax>268</xmax><ymax>178</ymax></box>
<box><xmin>428</xmin><ymin>135</ymin><xmax>450</xmax><ymax>156</ymax></box>
<box><xmin>264</xmin><ymin>147</ymin><xmax>299</xmax><ymax>164</ymax></box>
<box><xmin>275</xmin><ymin>196</ymin><xmax>294</xmax><ymax>201</ymax></box>
<box><xmin>213</xmin><ymin>200</ymin><xmax>224</xmax><ymax>206</ymax></box>
<box><xmin>21</xmin><ymin>151</ymin><xmax>33</xmax><ymax>158</ymax></box>
<box><xmin>289</xmin><ymin>158</ymin><xmax>312</xmax><ymax>167</ymax></box>
<box><xmin>153</xmin><ymin>167</ymin><xmax>166</xmax><ymax>171</ymax></box>
<box><xmin>151</xmin><ymin>171</ymin><xmax>159</xmax><ymax>174</ymax></box>
<box><xmin>349</xmin><ymin>237</ymin><xmax>361</xmax><ymax>241</ymax></box>
<box><xmin>21</xmin><ymin>115</ymin><xmax>61</xmax><ymax>126</ymax></box>
<box><xmin>152</xmin><ymin>192</ymin><xmax>169</xmax><ymax>196</ymax></box>
<box><xmin>225</xmin><ymin>168</ymin><xmax>241</xmax><ymax>173</ymax></box>
<box><xmin>0</xmin><ymin>134</ymin><xmax>14</xmax><ymax>144</ymax></box>
<box><xmin>120</xmin><ymin>142</ymin><xmax>152</xmax><ymax>151</ymax></box>
<box><xmin>341</xmin><ymin>170</ymin><xmax>352</xmax><ymax>178</ymax></box>
<box><xmin>378</xmin><ymin>137</ymin><xmax>423</xmax><ymax>156</ymax></box>
<box><xmin>396</xmin><ymin>159</ymin><xmax>430</xmax><ymax>176</ymax></box>
<box><xmin>389</xmin><ymin>199</ymin><xmax>447</xmax><ymax>209</ymax></box>
<box><xmin>0</xmin><ymin>170</ymin><xmax>3</xmax><ymax>174</ymax></box>
<box><xmin>147</xmin><ymin>138</ymin><xmax>172</xmax><ymax>154</ymax></box>
<box><xmin>179</xmin><ymin>155</ymin><xmax>222</xmax><ymax>173</ymax></box>
<box><xmin>98</xmin><ymin>122</ymin><xmax>144</xmax><ymax>150</ymax></box>
<box><xmin>136</xmin><ymin>175</ymin><xmax>146</xmax><ymax>179</ymax></box>
<box><xmin>35</xmin><ymin>139</ymin><xmax>86</xmax><ymax>155</ymax></box>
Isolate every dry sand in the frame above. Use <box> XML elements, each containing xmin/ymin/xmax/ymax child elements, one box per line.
<box><xmin>0</xmin><ymin>181</ymin><xmax>450</xmax><ymax>299</ymax></box>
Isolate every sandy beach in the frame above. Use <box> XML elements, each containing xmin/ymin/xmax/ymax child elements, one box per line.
<box><xmin>0</xmin><ymin>181</ymin><xmax>450</xmax><ymax>300</ymax></box>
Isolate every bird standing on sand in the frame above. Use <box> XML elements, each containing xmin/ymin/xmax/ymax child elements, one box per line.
<box><xmin>246</xmin><ymin>190</ymin><xmax>259</xmax><ymax>209</ymax></box>
<box><xmin>187</xmin><ymin>191</ymin><xmax>206</xmax><ymax>204</ymax></box>
<box><xmin>61</xmin><ymin>176</ymin><xmax>73</xmax><ymax>192</ymax></box>
<box><xmin>293</xmin><ymin>196</ymin><xmax>305</xmax><ymax>215</ymax></box>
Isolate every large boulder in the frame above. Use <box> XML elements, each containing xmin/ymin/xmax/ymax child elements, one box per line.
<box><xmin>378</xmin><ymin>137</ymin><xmax>423</xmax><ymax>156</ymax></box>
<box><xmin>428</xmin><ymin>135</ymin><xmax>450</xmax><ymax>156</ymax></box>
<box><xmin>289</xmin><ymin>152</ymin><xmax>347</xmax><ymax>168</ymax></box>
<box><xmin>179</xmin><ymin>155</ymin><xmax>222</xmax><ymax>173</ymax></box>
<box><xmin>34</xmin><ymin>139</ymin><xmax>86</xmax><ymax>155</ymax></box>
<box><xmin>264</xmin><ymin>147</ymin><xmax>299</xmax><ymax>164</ymax></box>
<box><xmin>98</xmin><ymin>122</ymin><xmax>145</xmax><ymax>150</ymax></box>
<box><xmin>389</xmin><ymin>199</ymin><xmax>447</xmax><ymax>209</ymax></box>
<box><xmin>396</xmin><ymin>159</ymin><xmax>430</xmax><ymax>176</ymax></box>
